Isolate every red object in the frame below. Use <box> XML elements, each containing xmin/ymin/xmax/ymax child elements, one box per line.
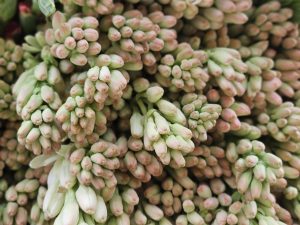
<box><xmin>19</xmin><ymin>2</ymin><xmax>32</xmax><ymax>14</ymax></box>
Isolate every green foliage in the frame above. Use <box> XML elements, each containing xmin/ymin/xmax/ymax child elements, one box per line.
<box><xmin>0</xmin><ymin>0</ymin><xmax>17</xmax><ymax>23</ymax></box>
<box><xmin>38</xmin><ymin>0</ymin><xmax>56</xmax><ymax>17</ymax></box>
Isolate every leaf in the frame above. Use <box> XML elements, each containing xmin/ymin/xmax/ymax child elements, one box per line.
<box><xmin>38</xmin><ymin>0</ymin><xmax>56</xmax><ymax>17</ymax></box>
<box><xmin>0</xmin><ymin>0</ymin><xmax>17</xmax><ymax>23</ymax></box>
<box><xmin>291</xmin><ymin>0</ymin><xmax>300</xmax><ymax>23</ymax></box>
<box><xmin>29</xmin><ymin>154</ymin><xmax>59</xmax><ymax>169</ymax></box>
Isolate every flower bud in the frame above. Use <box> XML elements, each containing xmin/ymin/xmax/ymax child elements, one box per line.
<box><xmin>144</xmin><ymin>203</ymin><xmax>164</xmax><ymax>221</ymax></box>
<box><xmin>93</xmin><ymin>196</ymin><xmax>107</xmax><ymax>223</ymax></box>
<box><xmin>75</xmin><ymin>185</ymin><xmax>97</xmax><ymax>215</ymax></box>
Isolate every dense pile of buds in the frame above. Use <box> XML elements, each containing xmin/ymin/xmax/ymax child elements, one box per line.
<box><xmin>2</xmin><ymin>0</ymin><xmax>300</xmax><ymax>225</ymax></box>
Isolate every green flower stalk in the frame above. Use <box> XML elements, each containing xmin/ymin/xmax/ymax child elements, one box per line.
<box><xmin>153</xmin><ymin>42</ymin><xmax>209</xmax><ymax>93</ymax></box>
<box><xmin>0</xmin><ymin>122</ymin><xmax>33</xmax><ymax>171</ymax></box>
<box><xmin>59</xmin><ymin>0</ymin><xmax>114</xmax><ymax>16</ymax></box>
<box><xmin>45</xmin><ymin>11</ymin><xmax>101</xmax><ymax>66</ymax></box>
<box><xmin>56</xmin><ymin>55</ymin><xmax>128</xmax><ymax>146</ymax></box>
<box><xmin>206</xmin><ymin>48</ymin><xmax>248</xmax><ymax>97</ymax></box>
<box><xmin>256</xmin><ymin>102</ymin><xmax>300</xmax><ymax>143</ymax></box>
<box><xmin>226</xmin><ymin>139</ymin><xmax>284</xmax><ymax>201</ymax></box>
<box><xmin>13</xmin><ymin>62</ymin><xmax>64</xmax><ymax>155</ymax></box>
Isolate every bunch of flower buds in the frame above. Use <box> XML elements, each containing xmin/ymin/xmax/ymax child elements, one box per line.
<box><xmin>153</xmin><ymin>42</ymin><xmax>209</xmax><ymax>93</ymax></box>
<box><xmin>120</xmin><ymin>136</ymin><xmax>164</xmax><ymax>183</ymax></box>
<box><xmin>256</xmin><ymin>102</ymin><xmax>300</xmax><ymax>143</ymax></box>
<box><xmin>206</xmin><ymin>48</ymin><xmax>248</xmax><ymax>97</ymax></box>
<box><xmin>184</xmin><ymin>0</ymin><xmax>251</xmax><ymax>30</ymax></box>
<box><xmin>59</xmin><ymin>0</ymin><xmax>114</xmax><ymax>16</ymax></box>
<box><xmin>278</xmin><ymin>180</ymin><xmax>300</xmax><ymax>222</ymax></box>
<box><xmin>100</xmin><ymin>9</ymin><xmax>177</xmax><ymax>70</ymax></box>
<box><xmin>2</xmin><ymin>0</ymin><xmax>300</xmax><ymax>224</ymax></box>
<box><xmin>0</xmin><ymin>178</ymin><xmax>39</xmax><ymax>225</ymax></box>
<box><xmin>186</xmin><ymin>145</ymin><xmax>232</xmax><ymax>179</ymax></box>
<box><xmin>242</xmin><ymin>56</ymin><xmax>283</xmax><ymax>110</ymax></box>
<box><xmin>68</xmin><ymin>138</ymin><xmax>121</xmax><ymax>191</ymax></box>
<box><xmin>177</xmin><ymin>93</ymin><xmax>221</xmax><ymax>142</ymax></box>
<box><xmin>142</xmin><ymin>177</ymin><xmax>188</xmax><ymax>218</ymax></box>
<box><xmin>0</xmin><ymin>38</ymin><xmax>23</xmax><ymax>120</ymax></box>
<box><xmin>0</xmin><ymin>38</ymin><xmax>23</xmax><ymax>83</ymax></box>
<box><xmin>0</xmin><ymin>122</ymin><xmax>33</xmax><ymax>171</ymax></box>
<box><xmin>226</xmin><ymin>139</ymin><xmax>284</xmax><ymax>201</ymax></box>
<box><xmin>0</xmin><ymin>80</ymin><xmax>18</xmax><ymax>120</ymax></box>
<box><xmin>13</xmin><ymin>62</ymin><xmax>64</xmax><ymax>155</ymax></box>
<box><xmin>29</xmin><ymin>186</ymin><xmax>53</xmax><ymax>225</ymax></box>
<box><xmin>56</xmin><ymin>55</ymin><xmax>128</xmax><ymax>146</ymax></box>
<box><xmin>205</xmin><ymin>89</ymin><xmax>251</xmax><ymax>133</ymax></box>
<box><xmin>45</xmin><ymin>11</ymin><xmax>101</xmax><ymax>66</ymax></box>
<box><xmin>270</xmin><ymin>141</ymin><xmax>300</xmax><ymax>180</ymax></box>
<box><xmin>200</xmin><ymin>26</ymin><xmax>231</xmax><ymax>49</ymax></box>
<box><xmin>242</xmin><ymin>1</ymin><xmax>294</xmax><ymax>42</ymax></box>
<box><xmin>129</xmin><ymin>84</ymin><xmax>195</xmax><ymax>167</ymax></box>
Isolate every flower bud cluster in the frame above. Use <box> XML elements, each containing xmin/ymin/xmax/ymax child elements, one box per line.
<box><xmin>69</xmin><ymin>138</ymin><xmax>121</xmax><ymax>190</ymax></box>
<box><xmin>59</xmin><ymin>0</ymin><xmax>114</xmax><ymax>16</ymax></box>
<box><xmin>257</xmin><ymin>102</ymin><xmax>300</xmax><ymax>143</ymax></box>
<box><xmin>56</xmin><ymin>56</ymin><xmax>128</xmax><ymax>146</ymax></box>
<box><xmin>244</xmin><ymin>1</ymin><xmax>294</xmax><ymax>42</ymax></box>
<box><xmin>226</xmin><ymin>139</ymin><xmax>284</xmax><ymax>201</ymax></box>
<box><xmin>0</xmin><ymin>38</ymin><xmax>23</xmax><ymax>83</ymax></box>
<box><xmin>0</xmin><ymin>122</ymin><xmax>32</xmax><ymax>171</ymax></box>
<box><xmin>120</xmin><ymin>137</ymin><xmax>164</xmax><ymax>182</ymax></box>
<box><xmin>179</xmin><ymin>93</ymin><xmax>221</xmax><ymax>142</ymax></box>
<box><xmin>2</xmin><ymin>0</ymin><xmax>300</xmax><ymax>225</ymax></box>
<box><xmin>207</xmin><ymin>48</ymin><xmax>248</xmax><ymax>97</ymax></box>
<box><xmin>243</xmin><ymin>56</ymin><xmax>283</xmax><ymax>109</ymax></box>
<box><xmin>188</xmin><ymin>145</ymin><xmax>232</xmax><ymax>179</ymax></box>
<box><xmin>0</xmin><ymin>179</ymin><xmax>39</xmax><ymax>225</ymax></box>
<box><xmin>0</xmin><ymin>80</ymin><xmax>18</xmax><ymax>120</ymax></box>
<box><xmin>206</xmin><ymin>89</ymin><xmax>251</xmax><ymax>133</ymax></box>
<box><xmin>45</xmin><ymin>11</ymin><xmax>101</xmax><ymax>66</ymax></box>
<box><xmin>270</xmin><ymin>142</ymin><xmax>300</xmax><ymax>183</ymax></box>
<box><xmin>129</xmin><ymin>86</ymin><xmax>195</xmax><ymax>168</ymax></box>
<box><xmin>154</xmin><ymin>43</ymin><xmax>209</xmax><ymax>93</ymax></box>
<box><xmin>186</xmin><ymin>0</ymin><xmax>252</xmax><ymax>29</ymax></box>
<box><xmin>101</xmin><ymin>10</ymin><xmax>177</xmax><ymax>70</ymax></box>
<box><xmin>13</xmin><ymin>62</ymin><xmax>64</xmax><ymax>155</ymax></box>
